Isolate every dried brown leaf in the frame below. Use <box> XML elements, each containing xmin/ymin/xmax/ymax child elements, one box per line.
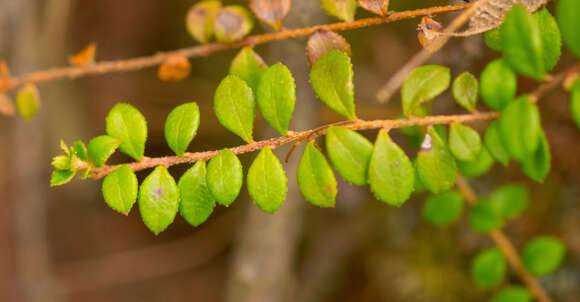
<box><xmin>306</xmin><ymin>30</ymin><xmax>352</xmax><ymax>66</ymax></box>
<box><xmin>357</xmin><ymin>0</ymin><xmax>389</xmax><ymax>16</ymax></box>
<box><xmin>158</xmin><ymin>54</ymin><xmax>191</xmax><ymax>82</ymax></box>
<box><xmin>69</xmin><ymin>43</ymin><xmax>96</xmax><ymax>66</ymax></box>
<box><xmin>417</xmin><ymin>16</ymin><xmax>443</xmax><ymax>53</ymax></box>
<box><xmin>250</xmin><ymin>0</ymin><xmax>291</xmax><ymax>31</ymax></box>
<box><xmin>214</xmin><ymin>6</ymin><xmax>254</xmax><ymax>43</ymax></box>
<box><xmin>0</xmin><ymin>94</ymin><xmax>15</xmax><ymax>116</ymax></box>
<box><xmin>468</xmin><ymin>0</ymin><xmax>548</xmax><ymax>33</ymax></box>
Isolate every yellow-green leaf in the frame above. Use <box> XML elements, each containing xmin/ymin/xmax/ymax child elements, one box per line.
<box><xmin>416</xmin><ymin>128</ymin><xmax>457</xmax><ymax>194</ymax></box>
<box><xmin>186</xmin><ymin>0</ymin><xmax>221</xmax><ymax>44</ymax></box>
<box><xmin>165</xmin><ymin>102</ymin><xmax>200</xmax><ymax>156</ymax></box>
<box><xmin>297</xmin><ymin>142</ymin><xmax>337</xmax><ymax>208</ymax></box>
<box><xmin>178</xmin><ymin>161</ymin><xmax>216</xmax><ymax>227</ymax></box>
<box><xmin>138</xmin><ymin>166</ymin><xmax>180</xmax><ymax>235</ymax></box>
<box><xmin>102</xmin><ymin>165</ymin><xmax>138</xmax><ymax>215</ymax></box>
<box><xmin>452</xmin><ymin>72</ymin><xmax>478</xmax><ymax>112</ymax></box>
<box><xmin>87</xmin><ymin>135</ymin><xmax>122</xmax><ymax>167</ymax></box>
<box><xmin>206</xmin><ymin>149</ymin><xmax>243</xmax><ymax>206</ymax></box>
<box><xmin>15</xmin><ymin>84</ymin><xmax>40</xmax><ymax>120</ymax></box>
<box><xmin>106</xmin><ymin>103</ymin><xmax>148</xmax><ymax>161</ymax></box>
<box><xmin>449</xmin><ymin>123</ymin><xmax>482</xmax><ymax>162</ymax></box>
<box><xmin>230</xmin><ymin>47</ymin><xmax>267</xmax><ymax>92</ymax></box>
<box><xmin>257</xmin><ymin>63</ymin><xmax>296</xmax><ymax>135</ymax></box>
<box><xmin>320</xmin><ymin>0</ymin><xmax>357</xmax><ymax>22</ymax></box>
<box><xmin>326</xmin><ymin>126</ymin><xmax>373</xmax><ymax>186</ymax></box>
<box><xmin>401</xmin><ymin>65</ymin><xmax>450</xmax><ymax>117</ymax></box>
<box><xmin>247</xmin><ymin>147</ymin><xmax>287</xmax><ymax>213</ymax></box>
<box><xmin>50</xmin><ymin>170</ymin><xmax>76</xmax><ymax>187</ymax></box>
<box><xmin>214</xmin><ymin>75</ymin><xmax>255</xmax><ymax>143</ymax></box>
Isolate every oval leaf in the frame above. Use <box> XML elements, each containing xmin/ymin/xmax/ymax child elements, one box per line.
<box><xmin>491</xmin><ymin>286</ymin><xmax>532</xmax><ymax>302</ymax></box>
<box><xmin>320</xmin><ymin>0</ymin><xmax>357</xmax><ymax>22</ymax></box>
<box><xmin>484</xmin><ymin>121</ymin><xmax>511</xmax><ymax>166</ymax></box>
<box><xmin>368</xmin><ymin>130</ymin><xmax>414</xmax><ymax>206</ymax></box>
<box><xmin>206</xmin><ymin>149</ymin><xmax>243</xmax><ymax>206</ymax></box>
<box><xmin>452</xmin><ymin>72</ymin><xmax>478</xmax><ymax>112</ymax></box>
<box><xmin>499</xmin><ymin>96</ymin><xmax>541</xmax><ymax>162</ymax></box>
<box><xmin>469</xmin><ymin>200</ymin><xmax>503</xmax><ymax>233</ymax></box>
<box><xmin>165</xmin><ymin>102</ymin><xmax>200</xmax><ymax>156</ymax></box>
<box><xmin>306</xmin><ymin>30</ymin><xmax>352</xmax><ymax>66</ymax></box>
<box><xmin>214</xmin><ymin>6</ymin><xmax>254</xmax><ymax>43</ymax></box>
<box><xmin>297</xmin><ymin>142</ymin><xmax>337</xmax><ymax>208</ymax></box>
<box><xmin>50</xmin><ymin>170</ymin><xmax>76</xmax><ymax>187</ymax></box>
<box><xmin>521</xmin><ymin>129</ymin><xmax>551</xmax><ymax>183</ymax></box>
<box><xmin>214</xmin><ymin>75</ymin><xmax>255</xmax><ymax>143</ymax></box>
<box><xmin>186</xmin><ymin>0</ymin><xmax>221</xmax><ymax>44</ymax></box>
<box><xmin>416</xmin><ymin>128</ymin><xmax>457</xmax><ymax>194</ymax></box>
<box><xmin>16</xmin><ymin>84</ymin><xmax>40</xmax><ymax>120</ymax></box>
<box><xmin>158</xmin><ymin>54</ymin><xmax>191</xmax><ymax>82</ymax></box>
<box><xmin>401</xmin><ymin>65</ymin><xmax>450</xmax><ymax>117</ymax></box>
<box><xmin>250</xmin><ymin>0</ymin><xmax>291</xmax><ymax>30</ymax></box>
<box><xmin>102</xmin><ymin>165</ymin><xmax>138</xmax><ymax>215</ymax></box>
<box><xmin>106</xmin><ymin>103</ymin><xmax>148</xmax><ymax>161</ymax></box>
<box><xmin>358</xmin><ymin>0</ymin><xmax>389</xmax><ymax>16</ymax></box>
<box><xmin>557</xmin><ymin>0</ymin><xmax>580</xmax><ymax>58</ymax></box>
<box><xmin>257</xmin><ymin>63</ymin><xmax>296</xmax><ymax>135</ymax></box>
<box><xmin>480</xmin><ymin>59</ymin><xmax>517</xmax><ymax>111</ymax></box>
<box><xmin>523</xmin><ymin>236</ymin><xmax>566</xmax><ymax>276</ymax></box>
<box><xmin>484</xmin><ymin>28</ymin><xmax>502</xmax><ymax>52</ymax></box>
<box><xmin>138</xmin><ymin>166</ymin><xmax>179</xmax><ymax>235</ymax></box>
<box><xmin>489</xmin><ymin>183</ymin><xmax>528</xmax><ymax>219</ymax></box>
<box><xmin>310</xmin><ymin>50</ymin><xmax>356</xmax><ymax>120</ymax></box>
<box><xmin>449</xmin><ymin>123</ymin><xmax>482</xmax><ymax>162</ymax></box>
<box><xmin>458</xmin><ymin>147</ymin><xmax>495</xmax><ymax>178</ymax></box>
<box><xmin>230</xmin><ymin>47</ymin><xmax>267</xmax><ymax>93</ymax></box>
<box><xmin>534</xmin><ymin>9</ymin><xmax>561</xmax><ymax>72</ymax></box>
<box><xmin>178</xmin><ymin>161</ymin><xmax>216</xmax><ymax>227</ymax></box>
<box><xmin>247</xmin><ymin>147</ymin><xmax>287</xmax><ymax>213</ymax></box>
<box><xmin>326</xmin><ymin>126</ymin><xmax>373</xmax><ymax>186</ymax></box>
<box><xmin>470</xmin><ymin>248</ymin><xmax>507</xmax><ymax>290</ymax></box>
<box><xmin>422</xmin><ymin>190</ymin><xmax>463</xmax><ymax>226</ymax></box>
<box><xmin>87</xmin><ymin>135</ymin><xmax>122</xmax><ymax>168</ymax></box>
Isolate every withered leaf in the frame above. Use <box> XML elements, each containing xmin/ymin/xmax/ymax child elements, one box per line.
<box><xmin>69</xmin><ymin>43</ymin><xmax>96</xmax><ymax>66</ymax></box>
<box><xmin>250</xmin><ymin>0</ymin><xmax>291</xmax><ymax>31</ymax></box>
<box><xmin>358</xmin><ymin>0</ymin><xmax>389</xmax><ymax>16</ymax></box>
<box><xmin>306</xmin><ymin>30</ymin><xmax>352</xmax><ymax>66</ymax></box>
<box><xmin>158</xmin><ymin>54</ymin><xmax>191</xmax><ymax>82</ymax></box>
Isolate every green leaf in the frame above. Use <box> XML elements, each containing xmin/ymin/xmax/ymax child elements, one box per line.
<box><xmin>87</xmin><ymin>135</ymin><xmax>122</xmax><ymax>168</ymax></box>
<box><xmin>50</xmin><ymin>170</ymin><xmax>76</xmax><ymax>186</ymax></box>
<box><xmin>297</xmin><ymin>142</ymin><xmax>337</xmax><ymax>208</ymax></box>
<box><xmin>501</xmin><ymin>4</ymin><xmax>544</xmax><ymax>80</ymax></box>
<box><xmin>186</xmin><ymin>0</ymin><xmax>221</xmax><ymax>44</ymax></box>
<box><xmin>15</xmin><ymin>84</ymin><xmax>40</xmax><ymax>120</ymax></box>
<box><xmin>572</xmin><ymin>80</ymin><xmax>580</xmax><ymax>129</ymax></box>
<box><xmin>229</xmin><ymin>47</ymin><xmax>267</xmax><ymax>92</ymax></box>
<box><xmin>138</xmin><ymin>166</ymin><xmax>179</xmax><ymax>235</ymax></box>
<box><xmin>469</xmin><ymin>200</ymin><xmax>503</xmax><ymax>233</ymax></box>
<box><xmin>326</xmin><ymin>126</ymin><xmax>373</xmax><ymax>186</ymax></box>
<box><xmin>72</xmin><ymin>141</ymin><xmax>88</xmax><ymax>161</ymax></box>
<box><xmin>557</xmin><ymin>0</ymin><xmax>580</xmax><ymax>58</ymax></box>
<box><xmin>206</xmin><ymin>149</ymin><xmax>243</xmax><ymax>206</ymax></box>
<box><xmin>448</xmin><ymin>123</ymin><xmax>482</xmax><ymax>162</ymax></box>
<box><xmin>422</xmin><ymin>190</ymin><xmax>463</xmax><ymax>226</ymax></box>
<box><xmin>521</xmin><ymin>130</ymin><xmax>551</xmax><ymax>183</ymax></box>
<box><xmin>480</xmin><ymin>59</ymin><xmax>517</xmax><ymax>111</ymax></box>
<box><xmin>401</xmin><ymin>65</ymin><xmax>450</xmax><ymax>117</ymax></box>
<box><xmin>178</xmin><ymin>161</ymin><xmax>216</xmax><ymax>227</ymax></box>
<box><xmin>458</xmin><ymin>147</ymin><xmax>495</xmax><ymax>178</ymax></box>
<box><xmin>499</xmin><ymin>96</ymin><xmax>541</xmax><ymax>161</ymax></box>
<box><xmin>214</xmin><ymin>75</ymin><xmax>255</xmax><ymax>143</ymax></box>
<box><xmin>247</xmin><ymin>147</ymin><xmax>287</xmax><ymax>213</ymax></box>
<box><xmin>320</xmin><ymin>0</ymin><xmax>357</xmax><ymax>22</ymax></box>
<box><xmin>416</xmin><ymin>128</ymin><xmax>457</xmax><ymax>194</ymax></box>
<box><xmin>399</xmin><ymin>122</ymin><xmax>424</xmax><ymax>149</ymax></box>
<box><xmin>470</xmin><ymin>248</ymin><xmax>506</xmax><ymax>290</ymax></box>
<box><xmin>491</xmin><ymin>286</ymin><xmax>532</xmax><ymax>302</ymax></box>
<box><xmin>484</xmin><ymin>28</ymin><xmax>502</xmax><ymax>51</ymax></box>
<box><xmin>489</xmin><ymin>183</ymin><xmax>528</xmax><ymax>219</ymax></box>
<box><xmin>368</xmin><ymin>130</ymin><xmax>414</xmax><ymax>207</ymax></box>
<box><xmin>534</xmin><ymin>9</ymin><xmax>562</xmax><ymax>72</ymax></box>
<box><xmin>310</xmin><ymin>50</ymin><xmax>356</xmax><ymax>120</ymax></box>
<box><xmin>523</xmin><ymin>236</ymin><xmax>566</xmax><ymax>276</ymax></box>
<box><xmin>413</xmin><ymin>163</ymin><xmax>427</xmax><ymax>193</ymax></box>
<box><xmin>51</xmin><ymin>155</ymin><xmax>70</xmax><ymax>170</ymax></box>
<box><xmin>165</xmin><ymin>102</ymin><xmax>200</xmax><ymax>156</ymax></box>
<box><xmin>452</xmin><ymin>72</ymin><xmax>479</xmax><ymax>112</ymax></box>
<box><xmin>102</xmin><ymin>165</ymin><xmax>138</xmax><ymax>215</ymax></box>
<box><xmin>256</xmin><ymin>63</ymin><xmax>296</xmax><ymax>135</ymax></box>
<box><xmin>106</xmin><ymin>103</ymin><xmax>148</xmax><ymax>161</ymax></box>
<box><xmin>484</xmin><ymin>121</ymin><xmax>510</xmax><ymax>165</ymax></box>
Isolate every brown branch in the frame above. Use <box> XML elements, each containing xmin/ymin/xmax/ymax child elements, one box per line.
<box><xmin>455</xmin><ymin>175</ymin><xmax>553</xmax><ymax>302</ymax></box>
<box><xmin>530</xmin><ymin>62</ymin><xmax>580</xmax><ymax>102</ymax></box>
<box><xmin>0</xmin><ymin>3</ymin><xmax>472</xmax><ymax>93</ymax></box>
<box><xmin>90</xmin><ymin>111</ymin><xmax>498</xmax><ymax>179</ymax></box>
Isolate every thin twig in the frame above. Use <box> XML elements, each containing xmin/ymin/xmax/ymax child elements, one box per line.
<box><xmin>455</xmin><ymin>175</ymin><xmax>553</xmax><ymax>302</ymax></box>
<box><xmin>89</xmin><ymin>111</ymin><xmax>498</xmax><ymax>179</ymax></box>
<box><xmin>530</xmin><ymin>63</ymin><xmax>580</xmax><ymax>102</ymax></box>
<box><xmin>0</xmin><ymin>3</ymin><xmax>472</xmax><ymax>93</ymax></box>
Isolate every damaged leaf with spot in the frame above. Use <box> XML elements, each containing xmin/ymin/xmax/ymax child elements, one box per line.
<box><xmin>250</xmin><ymin>0</ymin><xmax>291</xmax><ymax>31</ymax></box>
<box><xmin>139</xmin><ymin>166</ymin><xmax>180</xmax><ymax>235</ymax></box>
<box><xmin>306</xmin><ymin>30</ymin><xmax>351</xmax><ymax>66</ymax></box>
<box><xmin>214</xmin><ymin>6</ymin><xmax>254</xmax><ymax>43</ymax></box>
<box><xmin>186</xmin><ymin>0</ymin><xmax>222</xmax><ymax>44</ymax></box>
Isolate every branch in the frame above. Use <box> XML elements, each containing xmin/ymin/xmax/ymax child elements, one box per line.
<box><xmin>90</xmin><ymin>111</ymin><xmax>498</xmax><ymax>179</ymax></box>
<box><xmin>455</xmin><ymin>175</ymin><xmax>553</xmax><ymax>302</ymax></box>
<box><xmin>0</xmin><ymin>3</ymin><xmax>472</xmax><ymax>92</ymax></box>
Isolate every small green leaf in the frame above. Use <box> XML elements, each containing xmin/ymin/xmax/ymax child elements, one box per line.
<box><xmin>178</xmin><ymin>161</ymin><xmax>216</xmax><ymax>227</ymax></box>
<box><xmin>297</xmin><ymin>142</ymin><xmax>337</xmax><ymax>208</ymax></box>
<box><xmin>534</xmin><ymin>9</ymin><xmax>562</xmax><ymax>72</ymax></box>
<box><xmin>87</xmin><ymin>135</ymin><xmax>122</xmax><ymax>168</ymax></box>
<box><xmin>15</xmin><ymin>84</ymin><xmax>40</xmax><ymax>120</ymax></box>
<box><xmin>214</xmin><ymin>75</ymin><xmax>255</xmax><ymax>143</ymax></box>
<box><xmin>484</xmin><ymin>28</ymin><xmax>502</xmax><ymax>51</ymax></box>
<box><xmin>257</xmin><ymin>63</ymin><xmax>296</xmax><ymax>135</ymax></box>
<box><xmin>206</xmin><ymin>149</ymin><xmax>243</xmax><ymax>206</ymax></box>
<box><xmin>452</xmin><ymin>72</ymin><xmax>479</xmax><ymax>112</ymax></box>
<box><xmin>521</xmin><ymin>130</ymin><xmax>551</xmax><ymax>183</ymax></box>
<box><xmin>470</xmin><ymin>248</ymin><xmax>506</xmax><ymax>290</ymax></box>
<box><xmin>489</xmin><ymin>183</ymin><xmax>528</xmax><ymax>219</ymax></box>
<box><xmin>416</xmin><ymin>128</ymin><xmax>457</xmax><ymax>194</ymax></box>
<box><xmin>165</xmin><ymin>102</ymin><xmax>200</xmax><ymax>156</ymax></box>
<box><xmin>422</xmin><ymin>190</ymin><xmax>463</xmax><ymax>226</ymax></box>
<box><xmin>491</xmin><ymin>286</ymin><xmax>532</xmax><ymax>302</ymax></box>
<box><xmin>247</xmin><ymin>147</ymin><xmax>287</xmax><ymax>213</ymax></box>
<box><xmin>401</xmin><ymin>65</ymin><xmax>450</xmax><ymax>117</ymax></box>
<box><xmin>230</xmin><ymin>47</ymin><xmax>267</xmax><ymax>92</ymax></box>
<box><xmin>501</xmin><ymin>5</ymin><xmax>544</xmax><ymax>80</ymax></box>
<box><xmin>106</xmin><ymin>103</ymin><xmax>148</xmax><ymax>161</ymax></box>
<box><xmin>51</xmin><ymin>155</ymin><xmax>70</xmax><ymax>170</ymax></box>
<box><xmin>320</xmin><ymin>0</ymin><xmax>357</xmax><ymax>22</ymax></box>
<box><xmin>310</xmin><ymin>50</ymin><xmax>356</xmax><ymax>120</ymax></box>
<box><xmin>186</xmin><ymin>0</ymin><xmax>221</xmax><ymax>44</ymax></box>
<box><xmin>368</xmin><ymin>130</ymin><xmax>414</xmax><ymax>206</ymax></box>
<box><xmin>72</xmin><ymin>141</ymin><xmax>88</xmax><ymax>161</ymax></box>
<box><xmin>213</xmin><ymin>6</ymin><xmax>254</xmax><ymax>43</ymax></box>
<box><xmin>557</xmin><ymin>0</ymin><xmax>580</xmax><ymax>58</ymax></box>
<box><xmin>138</xmin><ymin>166</ymin><xmax>180</xmax><ymax>235</ymax></box>
<box><xmin>499</xmin><ymin>96</ymin><xmax>541</xmax><ymax>162</ymax></box>
<box><xmin>469</xmin><ymin>200</ymin><xmax>503</xmax><ymax>233</ymax></box>
<box><xmin>523</xmin><ymin>236</ymin><xmax>566</xmax><ymax>276</ymax></box>
<box><xmin>484</xmin><ymin>121</ymin><xmax>510</xmax><ymax>165</ymax></box>
<box><xmin>449</xmin><ymin>123</ymin><xmax>482</xmax><ymax>162</ymax></box>
<box><xmin>102</xmin><ymin>165</ymin><xmax>138</xmax><ymax>215</ymax></box>
<box><xmin>458</xmin><ymin>147</ymin><xmax>495</xmax><ymax>178</ymax></box>
<box><xmin>480</xmin><ymin>59</ymin><xmax>517</xmax><ymax>111</ymax></box>
<box><xmin>572</xmin><ymin>80</ymin><xmax>580</xmax><ymax>129</ymax></box>
<box><xmin>326</xmin><ymin>126</ymin><xmax>373</xmax><ymax>186</ymax></box>
<box><xmin>50</xmin><ymin>170</ymin><xmax>76</xmax><ymax>186</ymax></box>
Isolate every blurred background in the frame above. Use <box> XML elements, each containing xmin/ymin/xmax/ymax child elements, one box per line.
<box><xmin>0</xmin><ymin>0</ymin><xmax>579</xmax><ymax>301</ymax></box>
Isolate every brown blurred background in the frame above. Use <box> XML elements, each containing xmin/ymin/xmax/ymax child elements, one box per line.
<box><xmin>0</xmin><ymin>0</ymin><xmax>579</xmax><ymax>301</ymax></box>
